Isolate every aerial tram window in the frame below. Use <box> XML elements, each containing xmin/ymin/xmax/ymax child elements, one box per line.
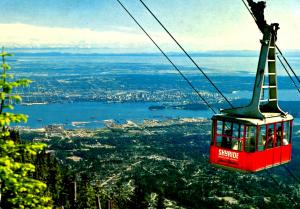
<box><xmin>283</xmin><ymin>121</ymin><xmax>291</xmax><ymax>145</ymax></box>
<box><xmin>232</xmin><ymin>123</ymin><xmax>243</xmax><ymax>151</ymax></box>
<box><xmin>245</xmin><ymin>126</ymin><xmax>256</xmax><ymax>152</ymax></box>
<box><xmin>257</xmin><ymin>125</ymin><xmax>266</xmax><ymax>151</ymax></box>
<box><xmin>265</xmin><ymin>124</ymin><xmax>275</xmax><ymax>149</ymax></box>
<box><xmin>214</xmin><ymin>121</ymin><xmax>243</xmax><ymax>152</ymax></box>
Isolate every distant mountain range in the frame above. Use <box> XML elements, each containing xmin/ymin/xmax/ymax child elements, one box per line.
<box><xmin>6</xmin><ymin>47</ymin><xmax>300</xmax><ymax>57</ymax></box>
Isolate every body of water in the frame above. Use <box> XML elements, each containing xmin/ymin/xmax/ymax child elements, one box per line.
<box><xmin>7</xmin><ymin>50</ymin><xmax>300</xmax><ymax>129</ymax></box>
<box><xmin>14</xmin><ymin>102</ymin><xmax>212</xmax><ymax>129</ymax></box>
<box><xmin>14</xmin><ymin>101</ymin><xmax>300</xmax><ymax>129</ymax></box>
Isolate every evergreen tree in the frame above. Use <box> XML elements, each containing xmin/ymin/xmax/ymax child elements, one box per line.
<box><xmin>0</xmin><ymin>48</ymin><xmax>52</xmax><ymax>208</ymax></box>
<box><xmin>77</xmin><ymin>173</ymin><xmax>97</xmax><ymax>209</ymax></box>
<box><xmin>33</xmin><ymin>151</ymin><xmax>64</xmax><ymax>207</ymax></box>
<box><xmin>128</xmin><ymin>179</ymin><xmax>148</xmax><ymax>209</ymax></box>
<box><xmin>46</xmin><ymin>153</ymin><xmax>64</xmax><ymax>207</ymax></box>
<box><xmin>156</xmin><ymin>192</ymin><xmax>164</xmax><ymax>209</ymax></box>
<box><xmin>60</xmin><ymin>171</ymin><xmax>76</xmax><ymax>208</ymax></box>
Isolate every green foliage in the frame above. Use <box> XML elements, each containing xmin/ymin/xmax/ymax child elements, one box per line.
<box><xmin>156</xmin><ymin>193</ymin><xmax>165</xmax><ymax>209</ymax></box>
<box><xmin>0</xmin><ymin>140</ymin><xmax>51</xmax><ymax>208</ymax></box>
<box><xmin>0</xmin><ymin>48</ymin><xmax>52</xmax><ymax>208</ymax></box>
<box><xmin>17</xmin><ymin>120</ymin><xmax>300</xmax><ymax>208</ymax></box>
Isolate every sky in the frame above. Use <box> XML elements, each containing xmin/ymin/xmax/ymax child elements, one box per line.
<box><xmin>0</xmin><ymin>0</ymin><xmax>299</xmax><ymax>52</ymax></box>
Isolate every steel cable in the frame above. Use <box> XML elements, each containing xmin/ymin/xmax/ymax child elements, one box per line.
<box><xmin>139</xmin><ymin>0</ymin><xmax>234</xmax><ymax>109</ymax></box>
<box><xmin>277</xmin><ymin>55</ymin><xmax>300</xmax><ymax>94</ymax></box>
<box><xmin>241</xmin><ymin>0</ymin><xmax>300</xmax><ymax>92</ymax></box>
<box><xmin>116</xmin><ymin>0</ymin><xmax>217</xmax><ymax>114</ymax></box>
<box><xmin>276</xmin><ymin>46</ymin><xmax>300</xmax><ymax>84</ymax></box>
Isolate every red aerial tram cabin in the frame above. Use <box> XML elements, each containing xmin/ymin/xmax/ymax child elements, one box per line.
<box><xmin>209</xmin><ymin>19</ymin><xmax>294</xmax><ymax>172</ymax></box>
<box><xmin>210</xmin><ymin>114</ymin><xmax>293</xmax><ymax>172</ymax></box>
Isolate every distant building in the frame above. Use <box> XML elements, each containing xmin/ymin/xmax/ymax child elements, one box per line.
<box><xmin>45</xmin><ymin>124</ymin><xmax>64</xmax><ymax>133</ymax></box>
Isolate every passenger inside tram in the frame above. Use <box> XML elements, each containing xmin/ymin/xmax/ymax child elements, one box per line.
<box><xmin>276</xmin><ymin>126</ymin><xmax>282</xmax><ymax>146</ymax></box>
<box><xmin>259</xmin><ymin>123</ymin><xmax>290</xmax><ymax>150</ymax></box>
<box><xmin>248</xmin><ymin>137</ymin><xmax>256</xmax><ymax>152</ymax></box>
<box><xmin>282</xmin><ymin>124</ymin><xmax>289</xmax><ymax>145</ymax></box>
<box><xmin>266</xmin><ymin>128</ymin><xmax>274</xmax><ymax>148</ymax></box>
<box><xmin>221</xmin><ymin>129</ymin><xmax>232</xmax><ymax>148</ymax></box>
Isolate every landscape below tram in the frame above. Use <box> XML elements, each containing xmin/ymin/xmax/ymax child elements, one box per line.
<box><xmin>1</xmin><ymin>0</ymin><xmax>300</xmax><ymax>208</ymax></box>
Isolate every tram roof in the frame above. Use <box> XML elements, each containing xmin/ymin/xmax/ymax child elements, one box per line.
<box><xmin>212</xmin><ymin>113</ymin><xmax>293</xmax><ymax>126</ymax></box>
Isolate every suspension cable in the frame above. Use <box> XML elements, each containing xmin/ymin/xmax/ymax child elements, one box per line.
<box><xmin>283</xmin><ymin>165</ymin><xmax>300</xmax><ymax>184</ymax></box>
<box><xmin>116</xmin><ymin>0</ymin><xmax>217</xmax><ymax>114</ymax></box>
<box><xmin>265</xmin><ymin>169</ymin><xmax>298</xmax><ymax>206</ymax></box>
<box><xmin>241</xmin><ymin>0</ymin><xmax>257</xmax><ymax>22</ymax></box>
<box><xmin>241</xmin><ymin>0</ymin><xmax>300</xmax><ymax>86</ymax></box>
<box><xmin>277</xmin><ymin>55</ymin><xmax>300</xmax><ymax>94</ymax></box>
<box><xmin>276</xmin><ymin>46</ymin><xmax>300</xmax><ymax>84</ymax></box>
<box><xmin>139</xmin><ymin>0</ymin><xmax>234</xmax><ymax>108</ymax></box>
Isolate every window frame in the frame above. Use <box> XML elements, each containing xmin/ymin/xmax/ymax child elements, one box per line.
<box><xmin>212</xmin><ymin>119</ymin><xmax>293</xmax><ymax>151</ymax></box>
<box><xmin>256</xmin><ymin>119</ymin><xmax>293</xmax><ymax>151</ymax></box>
<box><xmin>244</xmin><ymin>125</ymin><xmax>257</xmax><ymax>152</ymax></box>
<box><xmin>214</xmin><ymin>120</ymin><xmax>245</xmax><ymax>151</ymax></box>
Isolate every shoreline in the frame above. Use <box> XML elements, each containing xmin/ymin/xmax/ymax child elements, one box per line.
<box><xmin>19</xmin><ymin>117</ymin><xmax>210</xmax><ymax>132</ymax></box>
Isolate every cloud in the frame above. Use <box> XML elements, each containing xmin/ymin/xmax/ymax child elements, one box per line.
<box><xmin>0</xmin><ymin>23</ymin><xmax>298</xmax><ymax>51</ymax></box>
<box><xmin>0</xmin><ymin>23</ymin><xmax>253</xmax><ymax>50</ymax></box>
<box><xmin>0</xmin><ymin>23</ymin><xmax>151</xmax><ymax>48</ymax></box>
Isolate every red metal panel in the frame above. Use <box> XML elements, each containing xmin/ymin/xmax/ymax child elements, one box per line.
<box><xmin>281</xmin><ymin>144</ymin><xmax>292</xmax><ymax>162</ymax></box>
<box><xmin>209</xmin><ymin>144</ymin><xmax>292</xmax><ymax>172</ymax></box>
<box><xmin>272</xmin><ymin>147</ymin><xmax>282</xmax><ymax>166</ymax></box>
<box><xmin>209</xmin><ymin>146</ymin><xmax>243</xmax><ymax>170</ymax></box>
<box><xmin>249</xmin><ymin>151</ymin><xmax>265</xmax><ymax>171</ymax></box>
<box><xmin>264</xmin><ymin>149</ymin><xmax>273</xmax><ymax>168</ymax></box>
